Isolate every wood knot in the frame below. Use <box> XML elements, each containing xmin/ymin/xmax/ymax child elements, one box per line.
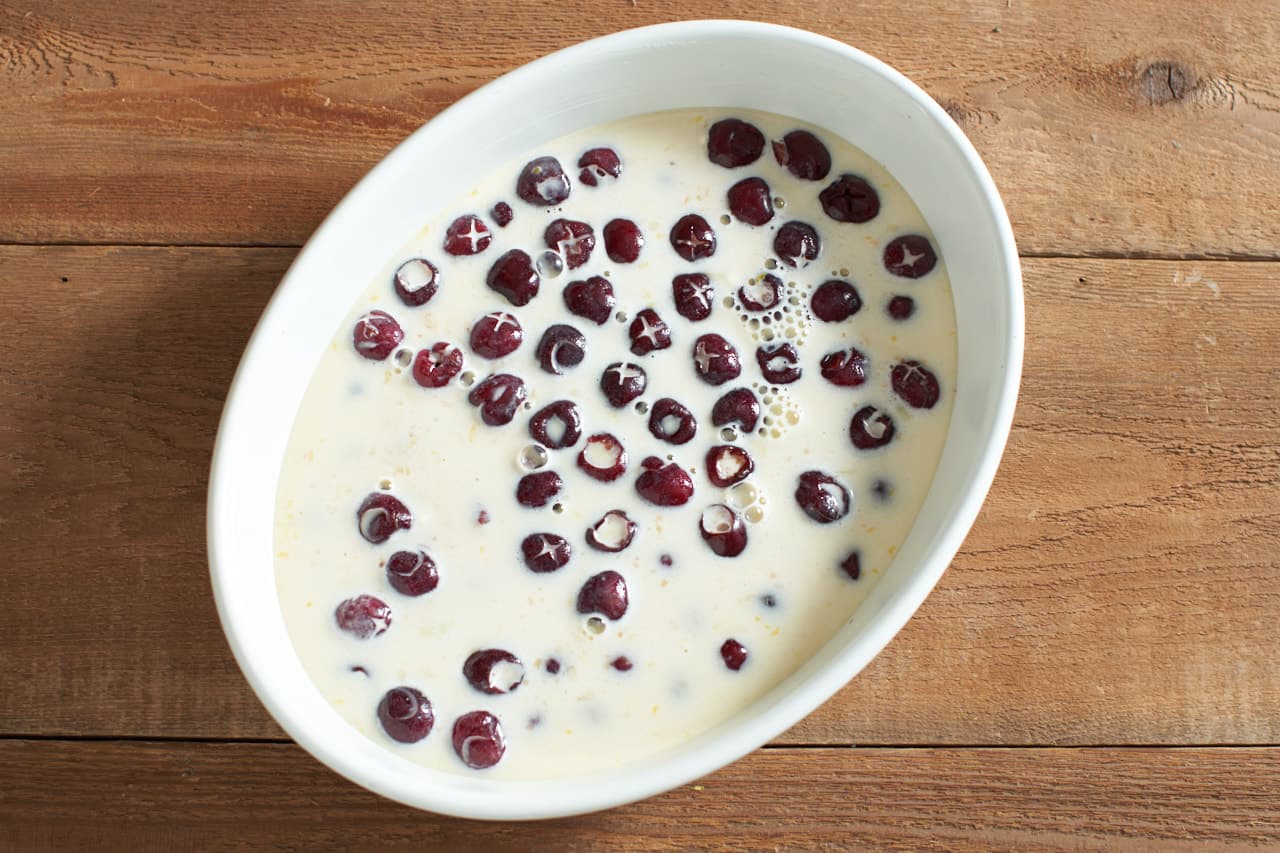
<box><xmin>937</xmin><ymin>98</ymin><xmax>995</xmax><ymax>131</ymax></box>
<box><xmin>1137</xmin><ymin>60</ymin><xmax>1197</xmax><ymax>105</ymax></box>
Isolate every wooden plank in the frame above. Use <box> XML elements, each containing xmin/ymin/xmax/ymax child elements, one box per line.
<box><xmin>1</xmin><ymin>1</ymin><xmax>1278</xmax><ymax>255</ymax></box>
<box><xmin>1</xmin><ymin>247</ymin><xmax>1276</xmax><ymax>744</ymax></box>
<box><xmin>2</xmin><ymin>741</ymin><xmax>1278</xmax><ymax>850</ymax></box>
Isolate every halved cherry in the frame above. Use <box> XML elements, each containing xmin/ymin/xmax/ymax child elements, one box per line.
<box><xmin>819</xmin><ymin>347</ymin><xmax>868</xmax><ymax>387</ymax></box>
<box><xmin>739</xmin><ymin>274</ymin><xmax>782</xmax><ymax>311</ymax></box>
<box><xmin>577</xmin><ymin>433</ymin><xmax>627</xmax><ymax>482</ymax></box>
<box><xmin>599</xmin><ymin>361</ymin><xmax>647</xmax><ymax>407</ymax></box>
<box><xmin>705</xmin><ymin>445</ymin><xmax>754</xmax><ymax>487</ymax></box>
<box><xmin>635</xmin><ymin>457</ymin><xmax>695</xmax><ymax>507</ymax></box>
<box><xmin>891</xmin><ymin>360</ymin><xmax>941</xmax><ymax>409</ymax></box>
<box><xmin>467</xmin><ymin>374</ymin><xmax>526</xmax><ymax>426</ymax></box>
<box><xmin>586</xmin><ymin>509</ymin><xmax>637</xmax><ymax>553</ymax></box>
<box><xmin>528</xmin><ymin>400</ymin><xmax>582</xmax><ymax>449</ymax></box>
<box><xmin>756</xmin><ymin>343</ymin><xmax>802</xmax><ymax>384</ymax></box>
<box><xmin>516</xmin><ymin>156</ymin><xmax>570</xmax><ymax>206</ymax></box>
<box><xmin>392</xmin><ymin>259</ymin><xmax>439</xmax><ymax>307</ymax></box>
<box><xmin>578</xmin><ymin>147</ymin><xmax>621</xmax><ymax>186</ymax></box>
<box><xmin>700</xmin><ymin>505</ymin><xmax>747</xmax><ymax>557</ymax></box>
<box><xmin>772</xmin><ymin>130</ymin><xmax>831</xmax><ymax>181</ymax></box>
<box><xmin>849</xmin><ymin>405</ymin><xmax>896</xmax><ymax>450</ymax></box>
<box><xmin>521</xmin><ymin>532</ymin><xmax>572</xmax><ymax>573</ymax></box>
<box><xmin>884</xmin><ymin>234</ymin><xmax>938</xmax><ymax>279</ymax></box>
<box><xmin>352</xmin><ymin>310</ymin><xmax>403</xmax><ymax>361</ymax></box>
<box><xmin>444</xmin><ymin>214</ymin><xmax>492</xmax><ymax>256</ymax></box>
<box><xmin>469</xmin><ymin>311</ymin><xmax>523</xmax><ymax>359</ymax></box>
<box><xmin>544</xmin><ymin>219</ymin><xmax>595</xmax><ymax>269</ymax></box>
<box><xmin>795</xmin><ymin>470</ymin><xmax>851</xmax><ymax>524</ymax></box>
<box><xmin>692</xmin><ymin>334</ymin><xmax>741</xmax><ymax>385</ymax></box>
<box><xmin>648</xmin><ymin>398</ymin><xmax>697</xmax><ymax>445</ymax></box>
<box><xmin>628</xmin><ymin>309</ymin><xmax>671</xmax><ymax>355</ymax></box>
<box><xmin>673</xmin><ymin>273</ymin><xmax>714</xmax><ymax>321</ymax></box>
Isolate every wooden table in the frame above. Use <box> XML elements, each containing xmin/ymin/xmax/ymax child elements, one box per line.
<box><xmin>3</xmin><ymin>1</ymin><xmax>1278</xmax><ymax>848</ymax></box>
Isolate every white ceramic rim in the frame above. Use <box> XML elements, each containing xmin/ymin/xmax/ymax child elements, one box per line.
<box><xmin>209</xmin><ymin>19</ymin><xmax>1024</xmax><ymax>820</ymax></box>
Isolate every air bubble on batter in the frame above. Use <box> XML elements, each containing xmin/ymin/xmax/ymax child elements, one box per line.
<box><xmin>728</xmin><ymin>481</ymin><xmax>758</xmax><ymax>509</ymax></box>
<box><xmin>719</xmin><ymin>213</ymin><xmax>731</xmax><ymax>225</ymax></box>
<box><xmin>459</xmin><ymin>370</ymin><xmax>477</xmax><ymax>387</ymax></box>
<box><xmin>518</xmin><ymin>444</ymin><xmax>549</xmax><ymax>471</ymax></box>
<box><xmin>394</xmin><ymin>349</ymin><xmax>413</xmax><ymax>368</ymax></box>
<box><xmin>635</xmin><ymin>400</ymin><xmax>649</xmax><ymax>415</ymax></box>
<box><xmin>720</xmin><ymin>426</ymin><xmax>739</xmax><ymax>442</ymax></box>
<box><xmin>745</xmin><ymin>505</ymin><xmax>766</xmax><ymax>524</ymax></box>
<box><xmin>584</xmin><ymin>616</ymin><xmax>606</xmax><ymax>636</ymax></box>
<box><xmin>379</xmin><ymin>478</ymin><xmax>393</xmax><ymax>490</ymax></box>
<box><xmin>616</xmin><ymin>311</ymin><xmax>628</xmax><ymax>323</ymax></box>
<box><xmin>537</xmin><ymin>250</ymin><xmax>565</xmax><ymax>279</ymax></box>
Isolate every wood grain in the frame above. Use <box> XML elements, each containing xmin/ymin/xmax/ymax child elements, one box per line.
<box><xmin>1</xmin><ymin>247</ymin><xmax>1275</xmax><ymax>744</ymax></box>
<box><xmin>2</xmin><ymin>740</ymin><xmax>1278</xmax><ymax>850</ymax></box>
<box><xmin>2</xmin><ymin>1</ymin><xmax>1279</xmax><ymax>256</ymax></box>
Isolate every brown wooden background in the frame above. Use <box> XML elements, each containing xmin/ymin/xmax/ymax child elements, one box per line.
<box><xmin>2</xmin><ymin>1</ymin><xmax>1279</xmax><ymax>849</ymax></box>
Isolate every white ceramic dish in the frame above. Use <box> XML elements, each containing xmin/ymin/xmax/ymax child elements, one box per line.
<box><xmin>208</xmin><ymin>19</ymin><xmax>1023</xmax><ymax>820</ymax></box>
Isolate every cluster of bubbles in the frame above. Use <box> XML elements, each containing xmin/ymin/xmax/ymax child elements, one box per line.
<box><xmin>754</xmin><ymin>382</ymin><xmax>803</xmax><ymax>440</ymax></box>
<box><xmin>726</xmin><ymin>479</ymin><xmax>767</xmax><ymax>524</ymax></box>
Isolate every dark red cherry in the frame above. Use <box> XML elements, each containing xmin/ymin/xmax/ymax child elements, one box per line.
<box><xmin>850</xmin><ymin>405</ymin><xmax>896</xmax><ymax>450</ymax></box>
<box><xmin>756</xmin><ymin>343</ymin><xmax>802</xmax><ymax>384</ymax></box>
<box><xmin>386</xmin><ymin>549</ymin><xmax>439</xmax><ymax>597</ymax></box>
<box><xmin>490</xmin><ymin>201</ymin><xmax>513</xmax><ymax>227</ymax></box>
<box><xmin>599</xmin><ymin>362</ymin><xmax>647</xmax><ymax>407</ymax></box>
<box><xmin>884</xmin><ymin>234</ymin><xmax>938</xmax><ymax>278</ymax></box>
<box><xmin>707</xmin><ymin>118</ymin><xmax>765</xmax><ymax>168</ymax></box>
<box><xmin>772</xmin><ymin>130</ymin><xmax>831</xmax><ymax>181</ymax></box>
<box><xmin>603</xmin><ymin>218</ymin><xmax>644</xmax><ymax>263</ymax></box>
<box><xmin>412</xmin><ymin>342</ymin><xmax>464</xmax><ymax>388</ymax></box>
<box><xmin>635</xmin><ymin>456</ymin><xmax>695</xmax><ymax>507</ymax></box>
<box><xmin>515</xmin><ymin>470</ymin><xmax>562</xmax><ymax>508</ymax></box>
<box><xmin>840</xmin><ymin>551</ymin><xmax>862</xmax><ymax>580</ymax></box>
<box><xmin>887</xmin><ymin>295</ymin><xmax>915</xmax><ymax>320</ymax></box>
<box><xmin>528</xmin><ymin>399</ymin><xmax>582</xmax><ymax>449</ymax></box>
<box><xmin>819</xmin><ymin>174</ymin><xmax>880</xmax><ymax>223</ymax></box>
<box><xmin>352</xmin><ymin>310</ymin><xmax>404</xmax><ymax>361</ymax></box>
<box><xmin>463</xmin><ymin>649</ymin><xmax>525</xmax><ymax>695</ymax></box>
<box><xmin>469</xmin><ymin>311</ymin><xmax>523</xmax><ymax>359</ymax></box>
<box><xmin>467</xmin><ymin>373</ymin><xmax>527</xmax><ymax>426</ymax></box>
<box><xmin>774</xmin><ymin>221</ymin><xmax>820</xmax><ymax>268</ymax></box>
<box><xmin>544</xmin><ymin>219</ymin><xmax>595</xmax><ymax>269</ymax></box>
<box><xmin>563</xmin><ymin>276</ymin><xmax>616</xmax><ymax>325</ymax></box>
<box><xmin>516</xmin><ymin>156</ymin><xmax>570</xmax><ymax>206</ymax></box>
<box><xmin>720</xmin><ymin>639</ymin><xmax>748</xmax><ymax>671</ymax></box>
<box><xmin>711</xmin><ymin>388</ymin><xmax>761</xmax><ymax>433</ymax></box>
<box><xmin>357</xmin><ymin>492</ymin><xmax>411</xmax><ymax>544</ymax></box>
<box><xmin>452</xmin><ymin>710</ymin><xmax>506</xmax><ymax>769</ymax></box>
<box><xmin>521</xmin><ymin>533</ymin><xmax>572</xmax><ymax>573</ymax></box>
<box><xmin>811</xmin><ymin>280</ymin><xmax>862</xmax><ymax>322</ymax></box>
<box><xmin>444</xmin><ymin>214</ymin><xmax>492</xmax><ymax>256</ymax></box>
<box><xmin>536</xmin><ymin>324</ymin><xmax>587</xmax><ymax>375</ymax></box>
<box><xmin>577</xmin><ymin>570</ymin><xmax>629</xmax><ymax>619</ymax></box>
<box><xmin>670</xmin><ymin>214</ymin><xmax>717</xmax><ymax>262</ymax></box>
<box><xmin>586</xmin><ymin>509</ymin><xmax>637</xmax><ymax>553</ymax></box>
<box><xmin>392</xmin><ymin>259</ymin><xmax>440</xmax><ymax>307</ymax></box>
<box><xmin>611</xmin><ymin>656</ymin><xmax>634</xmax><ymax>672</ymax></box>
<box><xmin>820</xmin><ymin>347</ymin><xmax>869</xmax><ymax>387</ymax></box>
<box><xmin>692</xmin><ymin>334</ymin><xmax>741</xmax><ymax>385</ymax></box>
<box><xmin>486</xmin><ymin>249</ymin><xmax>540</xmax><ymax>306</ymax></box>
<box><xmin>545</xmin><ymin>658</ymin><xmax>562</xmax><ymax>674</ymax></box>
<box><xmin>577</xmin><ymin>432</ymin><xmax>627</xmax><ymax>482</ymax></box>
<box><xmin>795</xmin><ymin>470</ymin><xmax>851</xmax><ymax>524</ymax></box>
<box><xmin>648</xmin><ymin>398</ymin><xmax>697</xmax><ymax>444</ymax></box>
<box><xmin>628</xmin><ymin>308</ymin><xmax>671</xmax><ymax>356</ymax></box>
<box><xmin>891</xmin><ymin>360</ymin><xmax>941</xmax><ymax>408</ymax></box>
<box><xmin>578</xmin><ymin>147</ymin><xmax>621</xmax><ymax>186</ymax></box>
<box><xmin>378</xmin><ymin>686</ymin><xmax>433</xmax><ymax>743</ymax></box>
<box><xmin>673</xmin><ymin>273</ymin><xmax>714</xmax><ymax>321</ymax></box>
<box><xmin>700</xmin><ymin>505</ymin><xmax>747</xmax><ymax>557</ymax></box>
<box><xmin>739</xmin><ymin>274</ymin><xmax>782</xmax><ymax>311</ymax></box>
<box><xmin>335</xmin><ymin>594</ymin><xmax>392</xmax><ymax>639</ymax></box>
<box><xmin>727</xmin><ymin>177</ymin><xmax>774</xmax><ymax>226</ymax></box>
<box><xmin>705</xmin><ymin>445</ymin><xmax>754</xmax><ymax>488</ymax></box>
